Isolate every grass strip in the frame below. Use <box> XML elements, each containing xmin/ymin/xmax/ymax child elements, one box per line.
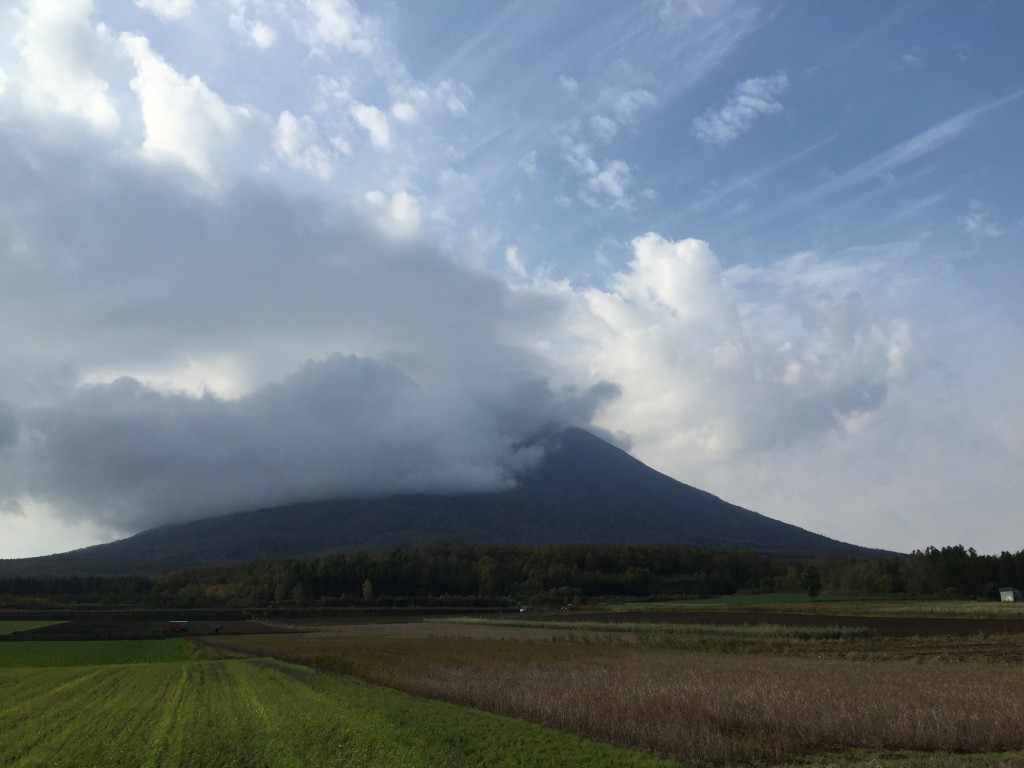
<box><xmin>0</xmin><ymin>621</ymin><xmax>64</xmax><ymax>636</ymax></box>
<box><xmin>0</xmin><ymin>639</ymin><xmax>190</xmax><ymax>667</ymax></box>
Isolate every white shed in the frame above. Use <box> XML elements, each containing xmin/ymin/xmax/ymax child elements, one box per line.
<box><xmin>999</xmin><ymin>587</ymin><xmax>1022</xmax><ymax>602</ymax></box>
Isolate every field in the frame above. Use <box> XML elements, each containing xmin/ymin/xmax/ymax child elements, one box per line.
<box><xmin>3</xmin><ymin>617</ymin><xmax>287</xmax><ymax>640</ymax></box>
<box><xmin>0</xmin><ymin>621</ymin><xmax>63</xmax><ymax>636</ymax></box>
<box><xmin>5</xmin><ymin>605</ymin><xmax>1024</xmax><ymax>767</ymax></box>
<box><xmin>206</xmin><ymin>621</ymin><xmax>1024</xmax><ymax>766</ymax></box>
<box><xmin>0</xmin><ymin>638</ymin><xmax>676</xmax><ymax>767</ymax></box>
<box><xmin>0</xmin><ymin>638</ymin><xmax>190</xmax><ymax>667</ymax></box>
<box><xmin>610</xmin><ymin>593</ymin><xmax>1024</xmax><ymax>619</ymax></box>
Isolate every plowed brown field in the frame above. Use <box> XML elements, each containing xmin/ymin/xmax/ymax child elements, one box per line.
<box><xmin>542</xmin><ymin>609</ymin><xmax>1024</xmax><ymax>636</ymax></box>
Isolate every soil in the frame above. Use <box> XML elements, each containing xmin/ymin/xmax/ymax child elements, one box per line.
<box><xmin>538</xmin><ymin>610</ymin><xmax>1024</xmax><ymax>637</ymax></box>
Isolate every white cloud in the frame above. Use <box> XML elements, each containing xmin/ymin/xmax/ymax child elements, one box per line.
<box><xmin>80</xmin><ymin>357</ymin><xmax>247</xmax><ymax>400</ymax></box>
<box><xmin>693</xmin><ymin>72</ymin><xmax>788</xmax><ymax>145</ymax></box>
<box><xmin>298</xmin><ymin>0</ymin><xmax>374</xmax><ymax>56</ymax></box>
<box><xmin>558</xmin><ymin>75</ymin><xmax>579</xmax><ymax>97</ymax></box>
<box><xmin>14</xmin><ymin>0</ymin><xmax>121</xmax><ymax>133</ymax></box>
<box><xmin>554</xmin><ymin>82</ymin><xmax>657</xmax><ymax>209</ymax></box>
<box><xmin>389</xmin><ymin>191</ymin><xmax>421</xmax><ymax>235</ymax></box>
<box><xmin>536</xmin><ymin>233</ymin><xmax>1024</xmax><ymax>552</ymax></box>
<box><xmin>384</xmin><ymin>82</ymin><xmax>466</xmax><ymax>124</ymax></box>
<box><xmin>390</xmin><ymin>101</ymin><xmax>417</xmax><ymax>122</ymax></box>
<box><xmin>313</xmin><ymin>75</ymin><xmax>352</xmax><ymax>110</ymax></box>
<box><xmin>611</xmin><ymin>88</ymin><xmax>656</xmax><ymax>120</ymax></box>
<box><xmin>505</xmin><ymin>246</ymin><xmax>526</xmax><ymax>277</ymax></box>
<box><xmin>562</xmin><ymin>137</ymin><xmax>598</xmax><ymax>176</ymax></box>
<box><xmin>365</xmin><ymin>189</ymin><xmax>421</xmax><ymax>237</ymax></box>
<box><xmin>248</xmin><ymin>21</ymin><xmax>277</xmax><ymax>48</ymax></box>
<box><xmin>227</xmin><ymin>2</ymin><xmax>278</xmax><ymax>48</ymax></box>
<box><xmin>960</xmin><ymin>204</ymin><xmax>1002</xmax><ymax>238</ymax></box>
<box><xmin>559</xmin><ymin>134</ymin><xmax>638</xmax><ymax>209</ymax></box>
<box><xmin>389</xmin><ymin>83</ymin><xmax>429</xmax><ymax>116</ymax></box>
<box><xmin>274</xmin><ymin>111</ymin><xmax>333</xmax><ymax>179</ymax></box>
<box><xmin>585</xmin><ymin>160</ymin><xmax>633</xmax><ymax>207</ymax></box>
<box><xmin>571</xmin><ymin>235</ymin><xmax>903</xmax><ymax>463</ymax></box>
<box><xmin>437</xmin><ymin>80</ymin><xmax>471</xmax><ymax>116</ymax></box>
<box><xmin>351</xmin><ymin>102</ymin><xmax>391</xmax><ymax>149</ymax></box>
<box><xmin>901</xmin><ymin>51</ymin><xmax>922</xmax><ymax>68</ymax></box>
<box><xmin>329</xmin><ymin>134</ymin><xmax>352</xmax><ymax>155</ymax></box>
<box><xmin>135</xmin><ymin>0</ymin><xmax>194</xmax><ymax>21</ymax></box>
<box><xmin>121</xmin><ymin>33</ymin><xmax>253</xmax><ymax>180</ymax></box>
<box><xmin>590</xmin><ymin>115</ymin><xmax>618</xmax><ymax>143</ymax></box>
<box><xmin>727</xmin><ymin>248</ymin><xmax>889</xmax><ymax>296</ymax></box>
<box><xmin>561</xmin><ymin>136</ymin><xmax>634</xmax><ymax>208</ymax></box>
<box><xmin>519</xmin><ymin>150</ymin><xmax>538</xmax><ymax>176</ymax></box>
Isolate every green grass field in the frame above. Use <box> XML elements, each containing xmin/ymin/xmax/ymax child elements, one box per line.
<box><xmin>0</xmin><ymin>621</ymin><xmax>64</xmax><ymax>636</ymax></box>
<box><xmin>0</xmin><ymin>639</ymin><xmax>191</xmax><ymax>667</ymax></box>
<box><xmin>0</xmin><ymin>640</ymin><xmax>678</xmax><ymax>768</ymax></box>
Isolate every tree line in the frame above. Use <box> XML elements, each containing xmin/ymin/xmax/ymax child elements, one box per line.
<box><xmin>1</xmin><ymin>544</ymin><xmax>1021</xmax><ymax>608</ymax></box>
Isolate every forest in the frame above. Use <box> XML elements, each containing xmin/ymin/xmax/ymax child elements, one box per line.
<box><xmin>1</xmin><ymin>544</ymin><xmax>1021</xmax><ymax>608</ymax></box>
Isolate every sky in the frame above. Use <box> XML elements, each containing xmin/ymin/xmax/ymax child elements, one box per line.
<box><xmin>1</xmin><ymin>0</ymin><xmax>1022</xmax><ymax>559</ymax></box>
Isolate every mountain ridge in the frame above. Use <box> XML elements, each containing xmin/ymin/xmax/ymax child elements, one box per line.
<box><xmin>0</xmin><ymin>428</ymin><xmax>893</xmax><ymax>575</ymax></box>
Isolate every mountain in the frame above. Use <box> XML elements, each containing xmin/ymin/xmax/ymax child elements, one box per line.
<box><xmin>1</xmin><ymin>428</ymin><xmax>889</xmax><ymax>575</ymax></box>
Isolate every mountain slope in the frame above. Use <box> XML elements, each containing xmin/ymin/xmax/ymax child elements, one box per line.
<box><xmin>2</xmin><ymin>428</ymin><xmax>889</xmax><ymax>575</ymax></box>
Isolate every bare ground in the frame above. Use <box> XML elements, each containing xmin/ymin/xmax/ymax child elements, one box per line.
<box><xmin>529</xmin><ymin>609</ymin><xmax>1024</xmax><ymax>636</ymax></box>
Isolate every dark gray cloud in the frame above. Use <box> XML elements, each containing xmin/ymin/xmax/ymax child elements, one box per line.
<box><xmin>21</xmin><ymin>356</ymin><xmax>618</xmax><ymax>532</ymax></box>
<box><xmin>0</xmin><ymin>402</ymin><xmax>17</xmax><ymax>450</ymax></box>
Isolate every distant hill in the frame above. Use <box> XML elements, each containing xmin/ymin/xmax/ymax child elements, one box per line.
<box><xmin>1</xmin><ymin>428</ymin><xmax>891</xmax><ymax>575</ymax></box>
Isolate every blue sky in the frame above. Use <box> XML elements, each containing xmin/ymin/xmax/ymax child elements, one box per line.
<box><xmin>1</xmin><ymin>0</ymin><xmax>1022</xmax><ymax>557</ymax></box>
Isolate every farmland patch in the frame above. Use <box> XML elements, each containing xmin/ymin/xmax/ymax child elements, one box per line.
<box><xmin>208</xmin><ymin>626</ymin><xmax>1024</xmax><ymax>765</ymax></box>
<box><xmin>0</xmin><ymin>643</ymin><xmax>677</xmax><ymax>767</ymax></box>
<box><xmin>0</xmin><ymin>639</ymin><xmax>190</xmax><ymax>667</ymax></box>
<box><xmin>0</xmin><ymin>620</ymin><xmax>64</xmax><ymax>636</ymax></box>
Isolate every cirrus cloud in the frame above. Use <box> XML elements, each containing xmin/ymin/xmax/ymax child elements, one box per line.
<box><xmin>693</xmin><ymin>72</ymin><xmax>788</xmax><ymax>145</ymax></box>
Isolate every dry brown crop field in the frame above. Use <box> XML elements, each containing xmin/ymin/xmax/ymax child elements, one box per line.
<box><xmin>203</xmin><ymin>614</ymin><xmax>1024</xmax><ymax>766</ymax></box>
